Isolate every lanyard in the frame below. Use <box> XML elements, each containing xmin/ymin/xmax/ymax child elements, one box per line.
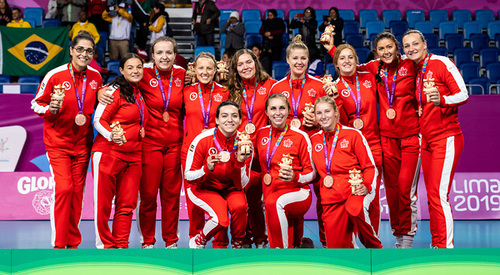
<box><xmin>383</xmin><ymin>61</ymin><xmax>398</xmax><ymax>108</ymax></box>
<box><xmin>288</xmin><ymin>75</ymin><xmax>306</xmax><ymax>118</ymax></box>
<box><xmin>133</xmin><ymin>88</ymin><xmax>145</xmax><ymax>126</ymax></box>
<box><xmin>198</xmin><ymin>83</ymin><xmax>214</xmax><ymax>129</ymax></box>
<box><xmin>340</xmin><ymin>73</ymin><xmax>361</xmax><ymax>118</ymax></box>
<box><xmin>213</xmin><ymin>129</ymin><xmax>238</xmax><ymax>153</ymax></box>
<box><xmin>323</xmin><ymin>125</ymin><xmax>340</xmax><ymax>175</ymax></box>
<box><xmin>68</xmin><ymin>63</ymin><xmax>87</xmax><ymax>114</ymax></box>
<box><xmin>416</xmin><ymin>54</ymin><xmax>430</xmax><ymax>107</ymax></box>
<box><xmin>265</xmin><ymin>125</ymin><xmax>289</xmax><ymax>173</ymax></box>
<box><xmin>242</xmin><ymin>84</ymin><xmax>257</xmax><ymax>123</ymax></box>
<box><xmin>155</xmin><ymin>65</ymin><xmax>174</xmax><ymax>112</ymax></box>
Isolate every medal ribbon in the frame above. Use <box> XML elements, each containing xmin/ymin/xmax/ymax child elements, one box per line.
<box><xmin>416</xmin><ymin>54</ymin><xmax>430</xmax><ymax>107</ymax></box>
<box><xmin>68</xmin><ymin>63</ymin><xmax>87</xmax><ymax>114</ymax></box>
<box><xmin>213</xmin><ymin>129</ymin><xmax>238</xmax><ymax>154</ymax></box>
<box><xmin>323</xmin><ymin>124</ymin><xmax>340</xmax><ymax>175</ymax></box>
<box><xmin>340</xmin><ymin>73</ymin><xmax>361</xmax><ymax>118</ymax></box>
<box><xmin>242</xmin><ymin>84</ymin><xmax>257</xmax><ymax>123</ymax></box>
<box><xmin>288</xmin><ymin>75</ymin><xmax>306</xmax><ymax>118</ymax></box>
<box><xmin>265</xmin><ymin>125</ymin><xmax>289</xmax><ymax>173</ymax></box>
<box><xmin>198</xmin><ymin>83</ymin><xmax>214</xmax><ymax>129</ymax></box>
<box><xmin>155</xmin><ymin>65</ymin><xmax>174</xmax><ymax>113</ymax></box>
<box><xmin>133</xmin><ymin>88</ymin><xmax>145</xmax><ymax>126</ymax></box>
<box><xmin>383</xmin><ymin>62</ymin><xmax>398</xmax><ymax>108</ymax></box>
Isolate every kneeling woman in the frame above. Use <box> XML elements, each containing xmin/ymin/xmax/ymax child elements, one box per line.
<box><xmin>185</xmin><ymin>101</ymin><xmax>253</xmax><ymax>248</ymax></box>
<box><xmin>255</xmin><ymin>93</ymin><xmax>316</xmax><ymax>248</ymax></box>
<box><xmin>311</xmin><ymin>96</ymin><xmax>382</xmax><ymax>248</ymax></box>
<box><xmin>92</xmin><ymin>53</ymin><xmax>147</xmax><ymax>248</ymax></box>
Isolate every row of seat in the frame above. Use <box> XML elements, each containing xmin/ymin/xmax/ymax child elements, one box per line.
<box><xmin>0</xmin><ymin>75</ymin><xmax>41</xmax><ymax>94</ymax></box>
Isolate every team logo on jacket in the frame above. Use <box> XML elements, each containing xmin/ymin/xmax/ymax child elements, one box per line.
<box><xmin>426</xmin><ymin>70</ymin><xmax>434</xmax><ymax>79</ymax></box>
<box><xmin>90</xmin><ymin>80</ymin><xmax>98</xmax><ymax>90</ymax></box>
<box><xmin>175</xmin><ymin>78</ymin><xmax>182</xmax><ymax>87</ymax></box>
<box><xmin>315</xmin><ymin>143</ymin><xmax>323</xmax><ymax>152</ymax></box>
<box><xmin>214</xmin><ymin>93</ymin><xmax>223</xmax><ymax>102</ymax></box>
<box><xmin>257</xmin><ymin>87</ymin><xmax>267</xmax><ymax>95</ymax></box>
<box><xmin>341</xmin><ymin>89</ymin><xmax>350</xmax><ymax>98</ymax></box>
<box><xmin>308</xmin><ymin>89</ymin><xmax>317</xmax><ymax>97</ymax></box>
<box><xmin>261</xmin><ymin>137</ymin><xmax>269</xmax><ymax>145</ymax></box>
<box><xmin>150</xmin><ymin>79</ymin><xmax>159</xmax><ymax>87</ymax></box>
<box><xmin>399</xmin><ymin>67</ymin><xmax>408</xmax><ymax>77</ymax></box>
<box><xmin>189</xmin><ymin>144</ymin><xmax>195</xmax><ymax>152</ymax></box>
<box><xmin>282</xmin><ymin>91</ymin><xmax>290</xmax><ymax>98</ymax></box>
<box><xmin>63</xmin><ymin>81</ymin><xmax>71</xmax><ymax>90</ymax></box>
<box><xmin>208</xmin><ymin>147</ymin><xmax>217</xmax><ymax>155</ymax></box>
<box><xmin>363</xmin><ymin>80</ymin><xmax>372</xmax><ymax>88</ymax></box>
<box><xmin>283</xmin><ymin>139</ymin><xmax>293</xmax><ymax>148</ymax></box>
<box><xmin>190</xmin><ymin>92</ymin><xmax>198</xmax><ymax>101</ymax></box>
<box><xmin>340</xmin><ymin>139</ymin><xmax>349</xmax><ymax>149</ymax></box>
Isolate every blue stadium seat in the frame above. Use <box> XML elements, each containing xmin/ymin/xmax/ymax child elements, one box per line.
<box><xmin>245</xmin><ymin>33</ymin><xmax>262</xmax><ymax>48</ymax></box>
<box><xmin>454</xmin><ymin>47</ymin><xmax>474</xmax><ymax>67</ymax></box>
<box><xmin>452</xmin><ymin>10</ymin><xmax>471</xmax><ymax>28</ymax></box>
<box><xmin>470</xmin><ymin>33</ymin><xmax>489</xmax><ymax>54</ymax></box>
<box><xmin>496</xmin><ymin>33</ymin><xmax>500</xmax><ymax>48</ymax></box>
<box><xmin>415</xmin><ymin>21</ymin><xmax>434</xmax><ymax>34</ymax></box>
<box><xmin>24</xmin><ymin>7</ymin><xmax>43</xmax><ymax>27</ymax></box>
<box><xmin>242</xmin><ymin>9</ymin><xmax>261</xmax><ymax>22</ymax></box>
<box><xmin>316</xmin><ymin>9</ymin><xmax>330</xmax><ymax>25</ymax></box>
<box><xmin>18</xmin><ymin>75</ymin><xmax>41</xmax><ymax>94</ymax></box>
<box><xmin>487</xmin><ymin>21</ymin><xmax>500</xmax><ymax>41</ymax></box>
<box><xmin>244</xmin><ymin>20</ymin><xmax>262</xmax><ymax>34</ymax></box>
<box><xmin>382</xmin><ymin>9</ymin><xmax>401</xmax><ymax>28</ymax></box>
<box><xmin>220</xmin><ymin>33</ymin><xmax>226</xmax><ymax>49</ymax></box>
<box><xmin>24</xmin><ymin>18</ymin><xmax>36</xmax><ymax>28</ymax></box>
<box><xmin>0</xmin><ymin>75</ymin><xmax>10</xmax><ymax>93</ymax></box>
<box><xmin>405</xmin><ymin>10</ymin><xmax>425</xmax><ymax>28</ymax></box>
<box><xmin>390</xmin><ymin>20</ymin><xmax>408</xmax><ymax>36</ymax></box>
<box><xmin>355</xmin><ymin>47</ymin><xmax>371</xmax><ymax>63</ymax></box>
<box><xmin>326</xmin><ymin>63</ymin><xmax>336</xmax><ymax>75</ymax></box>
<box><xmin>345</xmin><ymin>33</ymin><xmax>365</xmax><ymax>48</ymax></box>
<box><xmin>424</xmin><ymin>33</ymin><xmax>439</xmax><ymax>49</ymax></box>
<box><xmin>339</xmin><ymin>9</ymin><xmax>355</xmax><ymax>21</ymax></box>
<box><xmin>460</xmin><ymin>62</ymin><xmax>480</xmax><ymax>83</ymax></box>
<box><xmin>288</xmin><ymin>9</ymin><xmax>303</xmax><ymax>22</ymax></box>
<box><xmin>479</xmin><ymin>48</ymin><xmax>499</xmax><ymax>67</ymax></box>
<box><xmin>343</xmin><ymin>20</ymin><xmax>360</xmax><ymax>36</ymax></box>
<box><xmin>194</xmin><ymin>46</ymin><xmax>216</xmax><ymax>57</ymax></box>
<box><xmin>42</xmin><ymin>18</ymin><xmax>61</xmax><ymax>27</ymax></box>
<box><xmin>219</xmin><ymin>9</ymin><xmax>237</xmax><ymax>28</ymax></box>
<box><xmin>429</xmin><ymin>9</ymin><xmax>448</xmax><ymax>29</ymax></box>
<box><xmin>265</xmin><ymin>9</ymin><xmax>285</xmax><ymax>19</ymax></box>
<box><xmin>463</xmin><ymin>21</ymin><xmax>482</xmax><ymax>39</ymax></box>
<box><xmin>444</xmin><ymin>33</ymin><xmax>464</xmax><ymax>54</ymax></box>
<box><xmin>106</xmin><ymin>60</ymin><xmax>121</xmax><ymax>76</ymax></box>
<box><xmin>395</xmin><ymin>34</ymin><xmax>404</xmax><ymax>54</ymax></box>
<box><xmin>359</xmin><ymin>9</ymin><xmax>378</xmax><ymax>28</ymax></box>
<box><xmin>365</xmin><ymin>20</ymin><xmax>384</xmax><ymax>39</ymax></box>
<box><xmin>468</xmin><ymin>77</ymin><xmax>490</xmax><ymax>94</ymax></box>
<box><xmin>487</xmin><ymin>62</ymin><xmax>500</xmax><ymax>83</ymax></box>
<box><xmin>475</xmin><ymin>10</ymin><xmax>494</xmax><ymax>29</ymax></box>
<box><xmin>428</xmin><ymin>47</ymin><xmax>448</xmax><ymax>56</ymax></box>
<box><xmin>439</xmin><ymin>21</ymin><xmax>458</xmax><ymax>39</ymax></box>
<box><xmin>272</xmin><ymin>61</ymin><xmax>289</xmax><ymax>79</ymax></box>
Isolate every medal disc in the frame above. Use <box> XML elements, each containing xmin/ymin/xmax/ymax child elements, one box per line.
<box><xmin>140</xmin><ymin>127</ymin><xmax>145</xmax><ymax>138</ymax></box>
<box><xmin>219</xmin><ymin>151</ymin><xmax>231</xmax><ymax>163</ymax></box>
<box><xmin>75</xmin><ymin>113</ymin><xmax>86</xmax><ymax>126</ymax></box>
<box><xmin>245</xmin><ymin>123</ymin><xmax>256</xmax><ymax>135</ymax></box>
<box><xmin>353</xmin><ymin>118</ymin><xmax>364</xmax><ymax>130</ymax></box>
<box><xmin>263</xmin><ymin>173</ymin><xmax>272</xmax><ymax>186</ymax></box>
<box><xmin>291</xmin><ymin>118</ymin><xmax>301</xmax><ymax>129</ymax></box>
<box><xmin>163</xmin><ymin>111</ymin><xmax>169</xmax><ymax>123</ymax></box>
<box><xmin>386</xmin><ymin>108</ymin><xmax>396</xmax><ymax>120</ymax></box>
<box><xmin>418</xmin><ymin>106</ymin><xmax>423</xmax><ymax>117</ymax></box>
<box><xmin>323</xmin><ymin>175</ymin><xmax>334</xmax><ymax>188</ymax></box>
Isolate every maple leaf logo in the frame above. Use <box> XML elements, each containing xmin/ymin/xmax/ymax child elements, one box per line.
<box><xmin>90</xmin><ymin>80</ymin><xmax>98</xmax><ymax>90</ymax></box>
<box><xmin>257</xmin><ymin>87</ymin><xmax>267</xmax><ymax>95</ymax></box>
<box><xmin>363</xmin><ymin>80</ymin><xmax>372</xmax><ymax>88</ymax></box>
<box><xmin>308</xmin><ymin>89</ymin><xmax>317</xmax><ymax>97</ymax></box>
<box><xmin>399</xmin><ymin>67</ymin><xmax>408</xmax><ymax>77</ymax></box>
<box><xmin>213</xmin><ymin>93</ymin><xmax>223</xmax><ymax>102</ymax></box>
<box><xmin>340</xmin><ymin>139</ymin><xmax>349</xmax><ymax>149</ymax></box>
<box><xmin>174</xmin><ymin>78</ymin><xmax>182</xmax><ymax>87</ymax></box>
<box><xmin>283</xmin><ymin>139</ymin><xmax>293</xmax><ymax>148</ymax></box>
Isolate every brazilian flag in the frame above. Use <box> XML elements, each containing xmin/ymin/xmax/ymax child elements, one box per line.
<box><xmin>0</xmin><ymin>26</ymin><xmax>69</xmax><ymax>76</ymax></box>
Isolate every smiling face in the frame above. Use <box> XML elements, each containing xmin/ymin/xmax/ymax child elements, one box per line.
<box><xmin>196</xmin><ymin>57</ymin><xmax>216</xmax><ymax>84</ymax></box>
<box><xmin>236</xmin><ymin>53</ymin><xmax>256</xmax><ymax>80</ymax></box>
<box><xmin>216</xmin><ymin>105</ymin><xmax>241</xmax><ymax>137</ymax></box>
<box><xmin>337</xmin><ymin>48</ymin><xmax>356</xmax><ymax>76</ymax></box>
<box><xmin>120</xmin><ymin>57</ymin><xmax>144</xmax><ymax>84</ymax></box>
<box><xmin>287</xmin><ymin>48</ymin><xmax>308</xmax><ymax>79</ymax></box>
<box><xmin>376</xmin><ymin>38</ymin><xmax>398</xmax><ymax>64</ymax></box>
<box><xmin>152</xmin><ymin>41</ymin><xmax>176</xmax><ymax>71</ymax></box>
<box><xmin>402</xmin><ymin>33</ymin><xmax>428</xmax><ymax>63</ymax></box>
<box><xmin>315</xmin><ymin>102</ymin><xmax>339</xmax><ymax>131</ymax></box>
<box><xmin>70</xmin><ymin>39</ymin><xmax>94</xmax><ymax>71</ymax></box>
<box><xmin>266</xmin><ymin>97</ymin><xmax>290</xmax><ymax>129</ymax></box>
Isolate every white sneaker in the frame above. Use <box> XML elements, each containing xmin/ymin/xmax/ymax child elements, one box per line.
<box><xmin>142</xmin><ymin>244</ymin><xmax>154</xmax><ymax>249</ymax></box>
<box><xmin>189</xmin><ymin>234</ymin><xmax>206</xmax><ymax>249</ymax></box>
<box><xmin>256</xmin><ymin>241</ymin><xmax>268</xmax><ymax>249</ymax></box>
<box><xmin>166</xmin><ymin>243</ymin><xmax>178</xmax><ymax>249</ymax></box>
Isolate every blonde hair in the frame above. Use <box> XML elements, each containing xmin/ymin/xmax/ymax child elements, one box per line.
<box><xmin>314</xmin><ymin>96</ymin><xmax>338</xmax><ymax>112</ymax></box>
<box><xmin>286</xmin><ymin>34</ymin><xmax>309</xmax><ymax>59</ymax></box>
<box><xmin>332</xmin><ymin>44</ymin><xmax>359</xmax><ymax>74</ymax></box>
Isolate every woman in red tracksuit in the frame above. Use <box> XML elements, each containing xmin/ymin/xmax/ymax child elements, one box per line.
<box><xmin>31</xmin><ymin>31</ymin><xmax>102</xmax><ymax>249</ymax></box>
<box><xmin>92</xmin><ymin>53</ymin><xmax>146</xmax><ymax>248</ymax></box>
<box><xmin>136</xmin><ymin>37</ymin><xmax>185</xmax><ymax>249</ymax></box>
<box><xmin>182</xmin><ymin>52</ymin><xmax>229</xmax><ymax>247</ymax></box>
<box><xmin>185</xmin><ymin>101</ymin><xmax>253</xmax><ymax>248</ymax></box>
<box><xmin>311</xmin><ymin>96</ymin><xmax>382</xmax><ymax>248</ymax></box>
<box><xmin>402</xmin><ymin>30</ymin><xmax>468</xmax><ymax>248</ymax></box>
<box><xmin>226</xmin><ymin>48</ymin><xmax>277</xmax><ymax>248</ymax></box>
<box><xmin>323</xmin><ymin>32</ymin><xmax>420</xmax><ymax>247</ymax></box>
<box><xmin>254</xmin><ymin>93</ymin><xmax>316</xmax><ymax>248</ymax></box>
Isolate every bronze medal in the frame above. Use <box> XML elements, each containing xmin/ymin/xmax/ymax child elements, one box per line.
<box><xmin>263</xmin><ymin>173</ymin><xmax>272</xmax><ymax>186</ymax></box>
<box><xmin>418</xmin><ymin>106</ymin><xmax>423</xmax><ymax>117</ymax></box>
<box><xmin>291</xmin><ymin>118</ymin><xmax>301</xmax><ymax>129</ymax></box>
<box><xmin>323</xmin><ymin>175</ymin><xmax>334</xmax><ymax>188</ymax></box>
<box><xmin>75</xmin><ymin>113</ymin><xmax>86</xmax><ymax>126</ymax></box>
<box><xmin>386</xmin><ymin>108</ymin><xmax>396</xmax><ymax>120</ymax></box>
<box><xmin>245</xmin><ymin>122</ymin><xmax>256</xmax><ymax>135</ymax></box>
<box><xmin>219</xmin><ymin>151</ymin><xmax>231</xmax><ymax>163</ymax></box>
<box><xmin>140</xmin><ymin>127</ymin><xmax>145</xmax><ymax>138</ymax></box>
<box><xmin>162</xmin><ymin>111</ymin><xmax>169</xmax><ymax>123</ymax></box>
<box><xmin>353</xmin><ymin>118</ymin><xmax>364</xmax><ymax>130</ymax></box>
